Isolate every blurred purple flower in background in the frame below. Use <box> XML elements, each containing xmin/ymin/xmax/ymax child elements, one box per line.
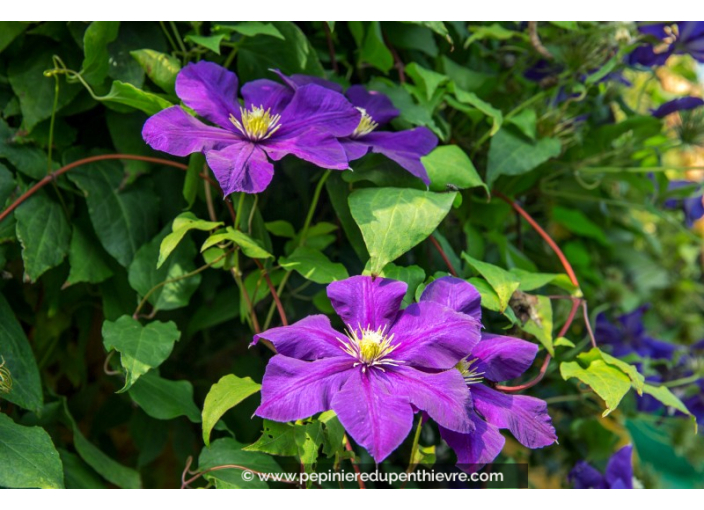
<box><xmin>629</xmin><ymin>22</ymin><xmax>704</xmax><ymax>66</ymax></box>
<box><xmin>595</xmin><ymin>306</ymin><xmax>679</xmax><ymax>360</ymax></box>
<box><xmin>569</xmin><ymin>445</ymin><xmax>635</xmax><ymax>489</ymax></box>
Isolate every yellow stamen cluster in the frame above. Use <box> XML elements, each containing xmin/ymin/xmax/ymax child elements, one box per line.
<box><xmin>456</xmin><ymin>358</ymin><xmax>484</xmax><ymax>385</ymax></box>
<box><xmin>230</xmin><ymin>106</ymin><xmax>282</xmax><ymax>141</ymax></box>
<box><xmin>340</xmin><ymin>324</ymin><xmax>400</xmax><ymax>371</ymax></box>
<box><xmin>351</xmin><ymin>107</ymin><xmax>378</xmax><ymax>138</ymax></box>
<box><xmin>654</xmin><ymin>23</ymin><xmax>680</xmax><ymax>54</ymax></box>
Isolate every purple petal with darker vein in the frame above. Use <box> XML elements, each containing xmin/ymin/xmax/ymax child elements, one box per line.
<box><xmin>204</xmin><ymin>141</ymin><xmax>274</xmax><ymax>195</ymax></box>
<box><xmin>255</xmin><ymin>355</ymin><xmax>353</xmax><ymax>422</ymax></box>
<box><xmin>241</xmin><ymin>79</ymin><xmax>294</xmax><ymax>114</ymax></box>
<box><xmin>472</xmin><ymin>333</ymin><xmax>538</xmax><ymax>382</ymax></box>
<box><xmin>142</xmin><ymin>106</ymin><xmax>238</xmax><ymax>157</ymax></box>
<box><xmin>420</xmin><ymin>276</ymin><xmax>482</xmax><ymax>322</ymax></box>
<box><xmin>390</xmin><ymin>301</ymin><xmax>481</xmax><ymax>370</ymax></box>
<box><xmin>569</xmin><ymin>461</ymin><xmax>606</xmax><ymax>489</ymax></box>
<box><xmin>472</xmin><ymin>384</ymin><xmax>557</xmax><ymax>449</ymax></box>
<box><xmin>346</xmin><ymin>85</ymin><xmax>399</xmax><ymax>125</ymax></box>
<box><xmin>385</xmin><ymin>365</ymin><xmax>473</xmax><ymax>433</ymax></box>
<box><xmin>331</xmin><ymin>368</ymin><xmax>414</xmax><ymax>463</ymax></box>
<box><xmin>326</xmin><ymin>275</ymin><xmax>407</xmax><ymax>332</ymax></box>
<box><xmin>605</xmin><ymin>445</ymin><xmax>634</xmax><ymax>489</ymax></box>
<box><xmin>175</xmin><ymin>61</ymin><xmax>240</xmax><ymax>129</ymax></box>
<box><xmin>277</xmin><ymin>84</ymin><xmax>361</xmax><ymax>138</ymax></box>
<box><xmin>340</xmin><ymin>138</ymin><xmax>371</xmax><ymax>161</ymax></box>
<box><xmin>440</xmin><ymin>412</ymin><xmax>505</xmax><ymax>472</ymax></box>
<box><xmin>261</xmin><ymin>128</ymin><xmax>351</xmax><ymax>170</ymax></box>
<box><xmin>361</xmin><ymin>128</ymin><xmax>438</xmax><ymax>184</ymax></box>
<box><xmin>271</xmin><ymin>70</ymin><xmax>343</xmax><ymax>93</ymax></box>
<box><xmin>252</xmin><ymin>315</ymin><xmax>347</xmax><ymax>361</ymax></box>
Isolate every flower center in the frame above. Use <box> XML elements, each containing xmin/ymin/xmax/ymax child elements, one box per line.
<box><xmin>654</xmin><ymin>23</ymin><xmax>680</xmax><ymax>54</ymax></box>
<box><xmin>339</xmin><ymin>324</ymin><xmax>400</xmax><ymax>372</ymax></box>
<box><xmin>456</xmin><ymin>358</ymin><xmax>484</xmax><ymax>385</ymax></box>
<box><xmin>230</xmin><ymin>105</ymin><xmax>282</xmax><ymax>141</ymax></box>
<box><xmin>351</xmin><ymin>107</ymin><xmax>378</xmax><ymax>138</ymax></box>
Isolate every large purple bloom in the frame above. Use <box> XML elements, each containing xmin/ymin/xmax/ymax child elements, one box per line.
<box><xmin>142</xmin><ymin>61</ymin><xmax>361</xmax><ymax>195</ymax></box>
<box><xmin>651</xmin><ymin>97</ymin><xmax>704</xmax><ymax>118</ymax></box>
<box><xmin>419</xmin><ymin>277</ymin><xmax>557</xmax><ymax>470</ymax></box>
<box><xmin>595</xmin><ymin>306</ymin><xmax>679</xmax><ymax>360</ymax></box>
<box><xmin>629</xmin><ymin>22</ymin><xmax>704</xmax><ymax>66</ymax></box>
<box><xmin>274</xmin><ymin>72</ymin><xmax>438</xmax><ymax>184</ymax></box>
<box><xmin>569</xmin><ymin>445</ymin><xmax>635</xmax><ymax>489</ymax></box>
<box><xmin>664</xmin><ymin>180</ymin><xmax>704</xmax><ymax>228</ymax></box>
<box><xmin>252</xmin><ymin>275</ymin><xmax>482</xmax><ymax>462</ymax></box>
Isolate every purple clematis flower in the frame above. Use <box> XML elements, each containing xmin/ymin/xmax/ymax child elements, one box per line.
<box><xmin>651</xmin><ymin>97</ymin><xmax>704</xmax><ymax>118</ymax></box>
<box><xmin>252</xmin><ymin>275</ymin><xmax>482</xmax><ymax>462</ymax></box>
<box><xmin>595</xmin><ymin>306</ymin><xmax>679</xmax><ymax>360</ymax></box>
<box><xmin>664</xmin><ymin>180</ymin><xmax>704</xmax><ymax>228</ymax></box>
<box><xmin>629</xmin><ymin>22</ymin><xmax>704</xmax><ymax>66</ymax></box>
<box><xmin>142</xmin><ymin>61</ymin><xmax>361</xmax><ymax>195</ymax></box>
<box><xmin>569</xmin><ymin>445</ymin><xmax>635</xmax><ymax>489</ymax></box>
<box><xmin>418</xmin><ymin>277</ymin><xmax>557</xmax><ymax>471</ymax></box>
<box><xmin>274</xmin><ymin>72</ymin><xmax>438</xmax><ymax>184</ymax></box>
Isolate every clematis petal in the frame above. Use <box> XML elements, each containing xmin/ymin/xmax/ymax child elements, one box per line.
<box><xmin>568</xmin><ymin>461</ymin><xmax>606</xmax><ymax>489</ymax></box>
<box><xmin>241</xmin><ymin>79</ymin><xmax>294</xmax><ymax>114</ymax></box>
<box><xmin>327</xmin><ymin>275</ymin><xmax>407</xmax><ymax>332</ymax></box>
<box><xmin>472</xmin><ymin>384</ymin><xmax>557</xmax><ymax>449</ymax></box>
<box><xmin>651</xmin><ymin>97</ymin><xmax>704</xmax><ymax>118</ymax></box>
<box><xmin>261</xmin><ymin>128</ymin><xmax>351</xmax><ymax>170</ymax></box>
<box><xmin>385</xmin><ymin>365</ymin><xmax>473</xmax><ymax>433</ymax></box>
<box><xmin>420</xmin><ymin>276</ymin><xmax>482</xmax><ymax>322</ymax></box>
<box><xmin>175</xmin><ymin>61</ymin><xmax>240</xmax><ymax>130</ymax></box>
<box><xmin>204</xmin><ymin>141</ymin><xmax>274</xmax><ymax>195</ymax></box>
<box><xmin>605</xmin><ymin>445</ymin><xmax>634</xmax><ymax>489</ymax></box>
<box><xmin>359</xmin><ymin>128</ymin><xmax>438</xmax><ymax>184</ymax></box>
<box><xmin>346</xmin><ymin>85</ymin><xmax>399</xmax><ymax>125</ymax></box>
<box><xmin>331</xmin><ymin>368</ymin><xmax>414</xmax><ymax>463</ymax></box>
<box><xmin>142</xmin><ymin>106</ymin><xmax>239</xmax><ymax>157</ymax></box>
<box><xmin>340</xmin><ymin>138</ymin><xmax>371</xmax><ymax>161</ymax></box>
<box><xmin>271</xmin><ymin>70</ymin><xmax>343</xmax><ymax>93</ymax></box>
<box><xmin>472</xmin><ymin>333</ymin><xmax>538</xmax><ymax>382</ymax></box>
<box><xmin>439</xmin><ymin>412</ymin><xmax>505</xmax><ymax>471</ymax></box>
<box><xmin>255</xmin><ymin>355</ymin><xmax>353</xmax><ymax>422</ymax></box>
<box><xmin>252</xmin><ymin>315</ymin><xmax>346</xmax><ymax>361</ymax></box>
<box><xmin>390</xmin><ymin>301</ymin><xmax>481</xmax><ymax>370</ymax></box>
<box><xmin>277</xmin><ymin>84</ymin><xmax>361</xmax><ymax>138</ymax></box>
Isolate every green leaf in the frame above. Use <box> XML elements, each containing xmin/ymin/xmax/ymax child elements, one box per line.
<box><xmin>158</xmin><ymin>212</ymin><xmax>222</xmax><ymax>269</ymax></box>
<box><xmin>365</xmin><ymin>262</ymin><xmax>425</xmax><ymax>307</ymax></box>
<box><xmin>216</xmin><ymin>21</ymin><xmax>284</xmax><ymax>40</ymax></box>
<box><xmin>518</xmin><ymin>294</ymin><xmax>554</xmax><ymax>355</ymax></box>
<box><xmin>70</xmin><ymin>414</ymin><xmax>141</xmax><ymax>489</ymax></box>
<box><xmin>265</xmin><ymin>220</ymin><xmax>296</xmax><ymax>238</ymax></box>
<box><xmin>406</xmin><ymin>21</ymin><xmax>453</xmax><ymax>44</ymax></box>
<box><xmin>130</xmin><ymin>49</ymin><xmax>181</xmax><ymax>94</ymax></box>
<box><xmin>244</xmin><ymin>420</ymin><xmax>297</xmax><ymax>456</ymax></box>
<box><xmin>642</xmin><ymin>384</ymin><xmax>694</xmax><ymax>420</ymax></box>
<box><xmin>549</xmin><ymin>21</ymin><xmax>579</xmax><ymax>30</ymax></box>
<box><xmin>185</xmin><ymin>33</ymin><xmax>226</xmax><ymax>54</ymax></box>
<box><xmin>202</xmin><ymin>374</ymin><xmax>261</xmax><ymax>446</ymax></box>
<box><xmin>597</xmin><ymin>350</ymin><xmax>645</xmax><ymax>395</ymax></box>
<box><xmin>129</xmin><ymin>227</ymin><xmax>201</xmax><ymax>311</ymax></box>
<box><xmin>450</xmin><ymin>85</ymin><xmax>503</xmax><ymax>136</ymax></box>
<box><xmin>560</xmin><ymin>352</ymin><xmax>631</xmax><ymax>416</ymax></box>
<box><xmin>201</xmin><ymin>227</ymin><xmax>272</xmax><ymax>259</ymax></box>
<box><xmin>101</xmin><ymin>80</ymin><xmax>173</xmax><ymax>115</ymax></box>
<box><xmin>319</xmin><ymin>411</ymin><xmax>345</xmax><ymax>458</ymax></box>
<box><xmin>15</xmin><ymin>193</ymin><xmax>71</xmax><ymax>281</ymax></box>
<box><xmin>128</xmin><ymin>371</ymin><xmax>201</xmax><ymax>422</ymax></box>
<box><xmin>0</xmin><ymin>119</ymin><xmax>47</xmax><ymax>180</ymax></box>
<box><xmin>66</xmin><ymin>223</ymin><xmax>114</xmax><ymax>285</ymax></box>
<box><xmin>294</xmin><ymin>421</ymin><xmax>324</xmax><ymax>473</ymax></box>
<box><xmin>200</xmin><ymin>438</ymin><xmax>281</xmax><ymax>489</ymax></box>
<box><xmin>0</xmin><ymin>21</ymin><xmax>27</xmax><ymax>54</ymax></box>
<box><xmin>462</xmin><ymin>253</ymin><xmax>520</xmax><ymax>312</ymax></box>
<box><xmin>358</xmin><ymin>21</ymin><xmax>394</xmax><ymax>73</ymax></box>
<box><xmin>182</xmin><ymin>152</ymin><xmax>203</xmax><ymax>208</ymax></box>
<box><xmin>0</xmin><ymin>163</ymin><xmax>15</xmax><ymax>206</ymax></box>
<box><xmin>279</xmin><ymin>246</ymin><xmax>349</xmax><ymax>284</ymax></box>
<box><xmin>0</xmin><ymin>293</ymin><xmax>42</xmax><ymax>411</ymax></box>
<box><xmin>82</xmin><ymin>21</ymin><xmax>120</xmax><ymax>86</ymax></box>
<box><xmin>466</xmin><ymin>23</ymin><xmax>520</xmax><ymax>47</ymax></box>
<box><xmin>102</xmin><ymin>316</ymin><xmax>180</xmax><ymax>392</ymax></box>
<box><xmin>486</xmin><ymin>128</ymin><xmax>561</xmax><ymax>187</ymax></box>
<box><xmin>552</xmin><ymin>206</ymin><xmax>608</xmax><ymax>246</ymax></box>
<box><xmin>0</xmin><ymin>414</ymin><xmax>64</xmax><ymax>489</ymax></box>
<box><xmin>406</xmin><ymin>62</ymin><xmax>448</xmax><ymax>101</ymax></box>
<box><xmin>508</xmin><ymin>109</ymin><xmax>537</xmax><ymax>140</ymax></box>
<box><xmin>422</xmin><ymin>145</ymin><xmax>486</xmax><ymax>193</ymax></box>
<box><xmin>60</xmin><ymin>450</ymin><xmax>105</xmax><ymax>489</ymax></box>
<box><xmin>67</xmin><ymin>158</ymin><xmax>159</xmax><ymax>267</ymax></box>
<box><xmin>349</xmin><ymin>187</ymin><xmax>456</xmax><ymax>275</ymax></box>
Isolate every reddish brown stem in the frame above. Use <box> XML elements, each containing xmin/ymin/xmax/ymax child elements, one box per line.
<box><xmin>429</xmin><ymin>235</ymin><xmax>458</xmax><ymax>277</ymax></box>
<box><xmin>180</xmin><ymin>456</ymin><xmax>296</xmax><ymax>489</ymax></box>
<box><xmin>323</xmin><ymin>23</ymin><xmax>339</xmax><ymax>74</ymax></box>
<box><xmin>254</xmin><ymin>260</ymin><xmax>288</xmax><ymax>327</ymax></box>
<box><xmin>0</xmin><ymin>154</ymin><xmax>219</xmax><ymax>224</ymax></box>
<box><xmin>344</xmin><ymin>434</ymin><xmax>366</xmax><ymax>489</ymax></box>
